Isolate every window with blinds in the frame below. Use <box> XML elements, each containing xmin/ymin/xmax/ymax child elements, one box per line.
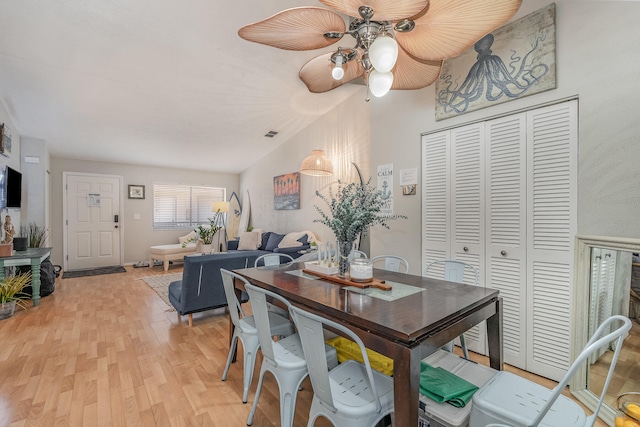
<box><xmin>153</xmin><ymin>184</ymin><xmax>226</xmax><ymax>229</ymax></box>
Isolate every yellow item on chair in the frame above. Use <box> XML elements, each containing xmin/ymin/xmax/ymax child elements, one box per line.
<box><xmin>326</xmin><ymin>336</ymin><xmax>394</xmax><ymax>376</ymax></box>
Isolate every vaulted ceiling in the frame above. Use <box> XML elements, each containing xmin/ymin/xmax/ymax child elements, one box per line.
<box><xmin>0</xmin><ymin>0</ymin><xmax>362</xmax><ymax>173</ymax></box>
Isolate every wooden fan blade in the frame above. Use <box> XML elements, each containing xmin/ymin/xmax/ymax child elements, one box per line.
<box><xmin>238</xmin><ymin>7</ymin><xmax>346</xmax><ymax>51</ymax></box>
<box><xmin>395</xmin><ymin>0</ymin><xmax>522</xmax><ymax>61</ymax></box>
<box><xmin>391</xmin><ymin>47</ymin><xmax>442</xmax><ymax>90</ymax></box>
<box><xmin>299</xmin><ymin>52</ymin><xmax>363</xmax><ymax>93</ymax></box>
<box><xmin>320</xmin><ymin>0</ymin><xmax>427</xmax><ymax>22</ymax></box>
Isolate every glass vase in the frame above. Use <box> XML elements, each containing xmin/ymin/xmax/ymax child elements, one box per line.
<box><xmin>337</xmin><ymin>240</ymin><xmax>354</xmax><ymax>277</ymax></box>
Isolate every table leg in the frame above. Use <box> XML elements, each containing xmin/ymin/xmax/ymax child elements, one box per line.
<box><xmin>392</xmin><ymin>345</ymin><xmax>421</xmax><ymax>426</ymax></box>
<box><xmin>486</xmin><ymin>297</ymin><xmax>504</xmax><ymax>371</ymax></box>
<box><xmin>31</xmin><ymin>259</ymin><xmax>41</xmax><ymax>306</ymax></box>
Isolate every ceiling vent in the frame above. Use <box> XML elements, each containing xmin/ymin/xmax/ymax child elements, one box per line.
<box><xmin>264</xmin><ymin>130</ymin><xmax>278</xmax><ymax>138</ymax></box>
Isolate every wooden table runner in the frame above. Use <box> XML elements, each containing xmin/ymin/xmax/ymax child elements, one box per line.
<box><xmin>302</xmin><ymin>269</ymin><xmax>392</xmax><ymax>291</ymax></box>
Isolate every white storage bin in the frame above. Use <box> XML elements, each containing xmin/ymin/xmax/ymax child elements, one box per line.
<box><xmin>418</xmin><ymin>350</ymin><xmax>497</xmax><ymax>427</ymax></box>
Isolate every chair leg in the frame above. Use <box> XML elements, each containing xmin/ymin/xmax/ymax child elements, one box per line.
<box><xmin>164</xmin><ymin>260</ymin><xmax>169</xmax><ymax>271</ymax></box>
<box><xmin>176</xmin><ymin>312</ymin><xmax>181</xmax><ymax>323</ymax></box>
<box><xmin>222</xmin><ymin>335</ymin><xmax>238</xmax><ymax>381</ymax></box>
<box><xmin>188</xmin><ymin>313</ymin><xmax>193</xmax><ymax>327</ymax></box>
<box><xmin>242</xmin><ymin>342</ymin><xmax>257</xmax><ymax>403</ymax></box>
<box><xmin>460</xmin><ymin>334</ymin><xmax>469</xmax><ymax>360</ymax></box>
<box><xmin>279</xmin><ymin>371</ymin><xmax>307</xmax><ymax>427</ymax></box>
<box><xmin>247</xmin><ymin>366</ymin><xmax>267</xmax><ymax>425</ymax></box>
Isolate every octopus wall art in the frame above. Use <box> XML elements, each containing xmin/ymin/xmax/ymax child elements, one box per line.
<box><xmin>435</xmin><ymin>3</ymin><xmax>556</xmax><ymax>121</ymax></box>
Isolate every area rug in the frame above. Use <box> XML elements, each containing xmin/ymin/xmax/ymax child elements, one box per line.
<box><xmin>62</xmin><ymin>265</ymin><xmax>127</xmax><ymax>279</ymax></box>
<box><xmin>139</xmin><ymin>273</ymin><xmax>182</xmax><ymax>311</ymax></box>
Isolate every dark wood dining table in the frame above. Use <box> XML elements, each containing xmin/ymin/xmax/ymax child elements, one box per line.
<box><xmin>234</xmin><ymin>263</ymin><xmax>503</xmax><ymax>427</ymax></box>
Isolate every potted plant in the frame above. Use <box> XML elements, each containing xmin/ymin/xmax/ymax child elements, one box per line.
<box><xmin>19</xmin><ymin>222</ymin><xmax>49</xmax><ymax>248</ymax></box>
<box><xmin>182</xmin><ymin>211</ymin><xmax>224</xmax><ymax>254</ymax></box>
<box><xmin>314</xmin><ymin>180</ymin><xmax>405</xmax><ymax>276</ymax></box>
<box><xmin>0</xmin><ymin>271</ymin><xmax>32</xmax><ymax>320</ymax></box>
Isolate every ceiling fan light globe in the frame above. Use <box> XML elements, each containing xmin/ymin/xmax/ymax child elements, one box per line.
<box><xmin>331</xmin><ymin>65</ymin><xmax>345</xmax><ymax>80</ymax></box>
<box><xmin>369</xmin><ymin>36</ymin><xmax>398</xmax><ymax>73</ymax></box>
<box><xmin>369</xmin><ymin>70</ymin><xmax>393</xmax><ymax>97</ymax></box>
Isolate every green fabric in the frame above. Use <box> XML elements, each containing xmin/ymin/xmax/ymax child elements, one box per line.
<box><xmin>420</xmin><ymin>362</ymin><xmax>479</xmax><ymax>408</ymax></box>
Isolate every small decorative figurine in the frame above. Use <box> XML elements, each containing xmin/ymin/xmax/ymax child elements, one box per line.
<box><xmin>2</xmin><ymin>215</ymin><xmax>15</xmax><ymax>244</ymax></box>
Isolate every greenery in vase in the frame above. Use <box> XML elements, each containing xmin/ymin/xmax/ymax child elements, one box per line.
<box><xmin>0</xmin><ymin>271</ymin><xmax>32</xmax><ymax>309</ymax></box>
<box><xmin>19</xmin><ymin>223</ymin><xmax>49</xmax><ymax>248</ymax></box>
<box><xmin>314</xmin><ymin>180</ymin><xmax>401</xmax><ymax>243</ymax></box>
<box><xmin>182</xmin><ymin>211</ymin><xmax>224</xmax><ymax>247</ymax></box>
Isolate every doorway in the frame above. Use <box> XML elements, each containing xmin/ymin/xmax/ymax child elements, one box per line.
<box><xmin>63</xmin><ymin>172</ymin><xmax>123</xmax><ymax>271</ymax></box>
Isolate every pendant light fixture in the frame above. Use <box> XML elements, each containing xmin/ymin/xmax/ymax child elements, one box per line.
<box><xmin>300</xmin><ymin>150</ymin><xmax>334</xmax><ymax>176</ymax></box>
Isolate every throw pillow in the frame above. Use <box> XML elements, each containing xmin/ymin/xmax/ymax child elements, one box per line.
<box><xmin>179</xmin><ymin>230</ymin><xmax>197</xmax><ymax>245</ymax></box>
<box><xmin>278</xmin><ymin>232</ymin><xmax>305</xmax><ymax>248</ymax></box>
<box><xmin>260</xmin><ymin>232</ymin><xmax>272</xmax><ymax>250</ymax></box>
<box><xmin>265</xmin><ymin>233</ymin><xmax>285</xmax><ymax>251</ymax></box>
<box><xmin>238</xmin><ymin>231</ymin><xmax>262</xmax><ymax>250</ymax></box>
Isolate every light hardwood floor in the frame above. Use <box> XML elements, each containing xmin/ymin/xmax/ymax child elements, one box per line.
<box><xmin>0</xmin><ymin>266</ymin><xmax>609</xmax><ymax>426</ymax></box>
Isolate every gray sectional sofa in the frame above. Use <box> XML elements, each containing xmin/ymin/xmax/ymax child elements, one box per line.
<box><xmin>167</xmin><ymin>231</ymin><xmax>312</xmax><ymax>326</ymax></box>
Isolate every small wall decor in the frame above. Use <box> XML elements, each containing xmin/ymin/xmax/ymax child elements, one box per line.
<box><xmin>128</xmin><ymin>185</ymin><xmax>145</xmax><ymax>199</ymax></box>
<box><xmin>400</xmin><ymin>168</ymin><xmax>418</xmax><ymax>196</ymax></box>
<box><xmin>0</xmin><ymin>123</ymin><xmax>11</xmax><ymax>157</ymax></box>
<box><xmin>377</xmin><ymin>164</ymin><xmax>393</xmax><ymax>215</ymax></box>
<box><xmin>274</xmin><ymin>172</ymin><xmax>300</xmax><ymax>210</ymax></box>
<box><xmin>436</xmin><ymin>3</ymin><xmax>556</xmax><ymax>121</ymax></box>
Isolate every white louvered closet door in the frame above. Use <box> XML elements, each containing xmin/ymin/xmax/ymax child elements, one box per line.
<box><xmin>422</xmin><ymin>131</ymin><xmax>451</xmax><ymax>265</ymax></box>
<box><xmin>485</xmin><ymin>115</ymin><xmax>527</xmax><ymax>369</ymax></box>
<box><xmin>451</xmin><ymin>124</ymin><xmax>486</xmax><ymax>354</ymax></box>
<box><xmin>526</xmin><ymin>100</ymin><xmax>577</xmax><ymax>381</ymax></box>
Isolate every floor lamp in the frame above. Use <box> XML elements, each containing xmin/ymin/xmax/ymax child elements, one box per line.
<box><xmin>212</xmin><ymin>201</ymin><xmax>230</xmax><ymax>252</ymax></box>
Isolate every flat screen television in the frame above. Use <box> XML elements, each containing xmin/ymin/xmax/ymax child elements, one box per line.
<box><xmin>0</xmin><ymin>166</ymin><xmax>22</xmax><ymax>209</ymax></box>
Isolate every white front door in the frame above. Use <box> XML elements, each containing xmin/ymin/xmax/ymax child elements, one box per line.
<box><xmin>64</xmin><ymin>173</ymin><xmax>122</xmax><ymax>270</ymax></box>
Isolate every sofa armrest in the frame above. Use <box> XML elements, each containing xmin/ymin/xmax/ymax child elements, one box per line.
<box><xmin>274</xmin><ymin>244</ymin><xmax>310</xmax><ymax>258</ymax></box>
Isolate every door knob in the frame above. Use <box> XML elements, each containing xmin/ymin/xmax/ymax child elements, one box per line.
<box><xmin>463</xmin><ymin>247</ymin><xmax>469</xmax><ymax>252</ymax></box>
<box><xmin>501</xmin><ymin>250</ymin><xmax>507</xmax><ymax>256</ymax></box>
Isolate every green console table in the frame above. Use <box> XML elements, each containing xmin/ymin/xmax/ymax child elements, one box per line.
<box><xmin>0</xmin><ymin>247</ymin><xmax>52</xmax><ymax>306</ymax></box>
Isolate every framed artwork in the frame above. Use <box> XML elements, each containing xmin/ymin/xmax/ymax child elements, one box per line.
<box><xmin>273</xmin><ymin>172</ymin><xmax>300</xmax><ymax>210</ymax></box>
<box><xmin>128</xmin><ymin>185</ymin><xmax>145</xmax><ymax>199</ymax></box>
<box><xmin>0</xmin><ymin>123</ymin><xmax>11</xmax><ymax>157</ymax></box>
<box><xmin>435</xmin><ymin>3</ymin><xmax>556</xmax><ymax>121</ymax></box>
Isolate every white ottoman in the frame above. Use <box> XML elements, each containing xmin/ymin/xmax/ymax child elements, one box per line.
<box><xmin>149</xmin><ymin>243</ymin><xmax>197</xmax><ymax>271</ymax></box>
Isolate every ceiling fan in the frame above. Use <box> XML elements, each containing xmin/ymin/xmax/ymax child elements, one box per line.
<box><xmin>239</xmin><ymin>0</ymin><xmax>522</xmax><ymax>99</ymax></box>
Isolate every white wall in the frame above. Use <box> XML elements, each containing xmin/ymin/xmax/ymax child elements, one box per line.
<box><xmin>369</xmin><ymin>0</ymin><xmax>640</xmax><ymax>274</ymax></box>
<box><xmin>240</xmin><ymin>89</ymin><xmax>370</xmax><ymax>244</ymax></box>
<box><xmin>20</xmin><ymin>137</ymin><xmax>49</xmax><ymax>229</ymax></box>
<box><xmin>49</xmin><ymin>157</ymin><xmax>240</xmax><ymax>266</ymax></box>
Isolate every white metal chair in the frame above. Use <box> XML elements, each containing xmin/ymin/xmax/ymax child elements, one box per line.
<box><xmin>220</xmin><ymin>268</ymin><xmax>295</xmax><ymax>403</ymax></box>
<box><xmin>349</xmin><ymin>249</ymin><xmax>368</xmax><ymax>261</ymax></box>
<box><xmin>371</xmin><ymin>255</ymin><xmax>409</xmax><ymax>273</ymax></box>
<box><xmin>424</xmin><ymin>260</ymin><xmax>480</xmax><ymax>359</ymax></box>
<box><xmin>254</xmin><ymin>253</ymin><xmax>295</xmax><ymax>268</ymax></box>
<box><xmin>470</xmin><ymin>315</ymin><xmax>632</xmax><ymax>427</ymax></box>
<box><xmin>289</xmin><ymin>304</ymin><xmax>395</xmax><ymax>427</ymax></box>
<box><xmin>244</xmin><ymin>282</ymin><xmax>338</xmax><ymax>427</ymax></box>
